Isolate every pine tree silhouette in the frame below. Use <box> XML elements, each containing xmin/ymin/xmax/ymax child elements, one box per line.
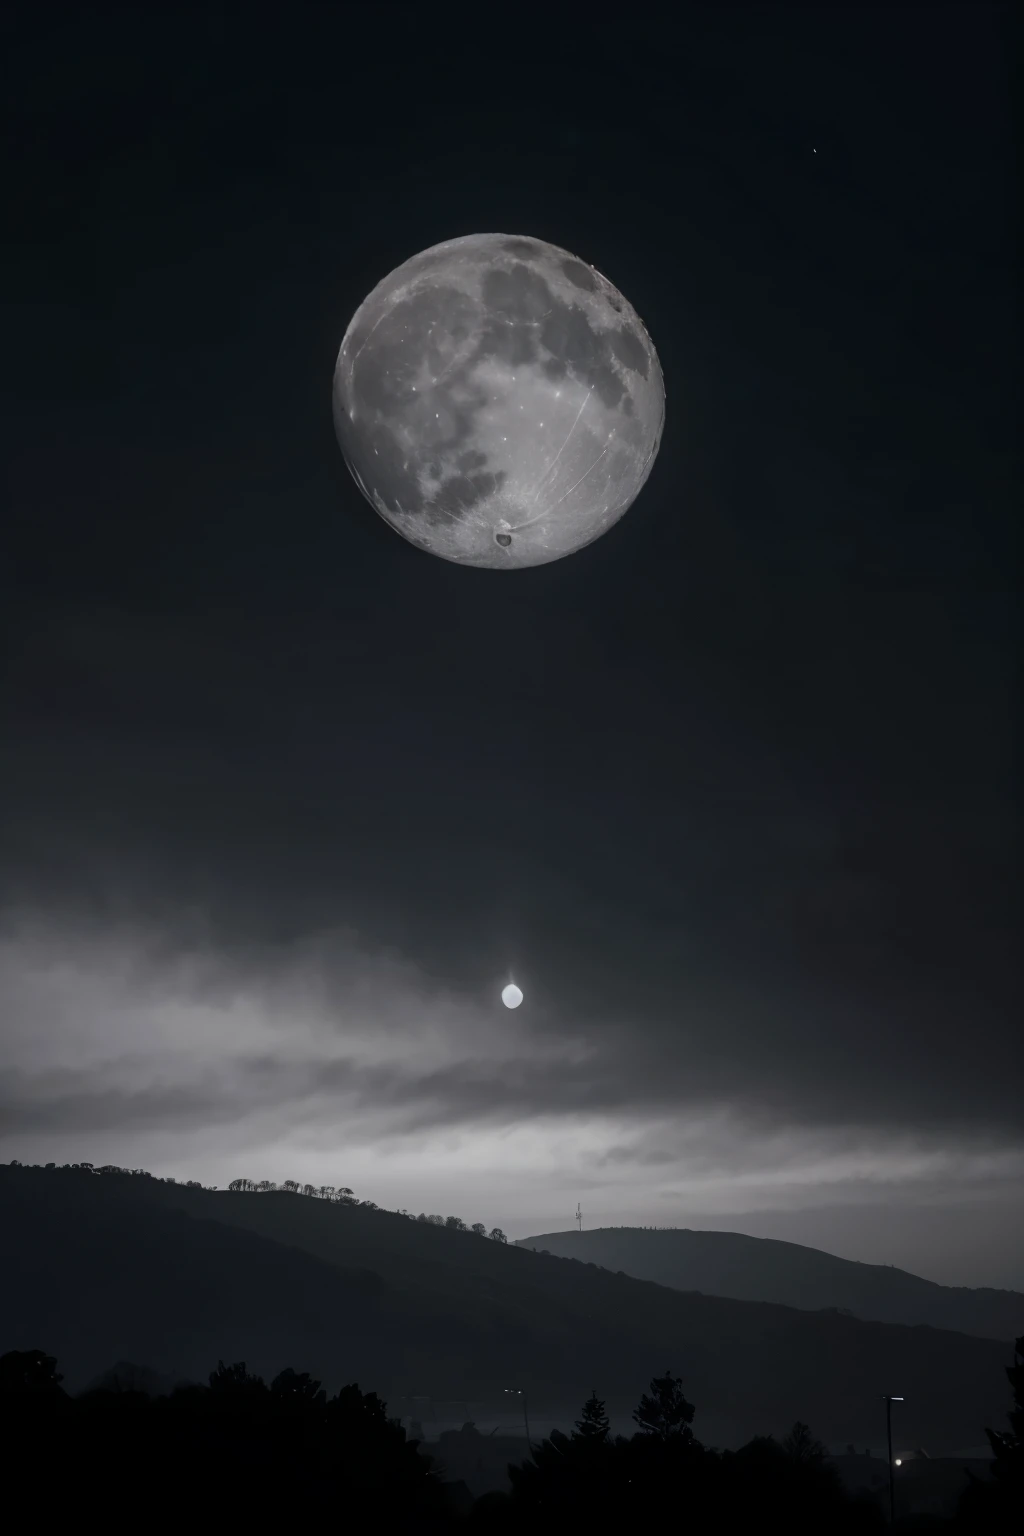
<box><xmin>987</xmin><ymin>1335</ymin><xmax>1024</xmax><ymax>1486</ymax></box>
<box><xmin>573</xmin><ymin>1388</ymin><xmax>610</xmax><ymax>1443</ymax></box>
<box><xmin>631</xmin><ymin>1369</ymin><xmax>695</xmax><ymax>1442</ymax></box>
<box><xmin>958</xmin><ymin>1334</ymin><xmax>1024</xmax><ymax>1527</ymax></box>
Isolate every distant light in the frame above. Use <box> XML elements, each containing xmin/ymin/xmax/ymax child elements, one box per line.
<box><xmin>502</xmin><ymin>983</ymin><xmax>523</xmax><ymax>1009</ymax></box>
<box><xmin>894</xmin><ymin>1458</ymin><xmax>902</xmax><ymax>1467</ymax></box>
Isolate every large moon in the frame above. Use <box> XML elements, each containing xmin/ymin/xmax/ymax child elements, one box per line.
<box><xmin>333</xmin><ymin>234</ymin><xmax>665</xmax><ymax>568</ymax></box>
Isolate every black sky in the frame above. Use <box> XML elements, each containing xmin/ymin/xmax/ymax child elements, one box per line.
<box><xmin>0</xmin><ymin>5</ymin><xmax>1019</xmax><ymax>1279</ymax></box>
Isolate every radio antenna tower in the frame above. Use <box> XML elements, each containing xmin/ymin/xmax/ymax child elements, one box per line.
<box><xmin>575</xmin><ymin>1202</ymin><xmax>583</xmax><ymax>1232</ymax></box>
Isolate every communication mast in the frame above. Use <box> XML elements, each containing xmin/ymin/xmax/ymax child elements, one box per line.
<box><xmin>575</xmin><ymin>1202</ymin><xmax>583</xmax><ymax>1232</ymax></box>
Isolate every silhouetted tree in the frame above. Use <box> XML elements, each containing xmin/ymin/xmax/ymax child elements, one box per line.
<box><xmin>959</xmin><ymin>1334</ymin><xmax>1024</xmax><ymax>1528</ymax></box>
<box><xmin>723</xmin><ymin>1433</ymin><xmax>867</xmax><ymax>1533</ymax></box>
<box><xmin>470</xmin><ymin>1222</ymin><xmax>487</xmax><ymax>1237</ymax></box>
<box><xmin>0</xmin><ymin>1348</ymin><xmax>471</xmax><ymax>1524</ymax></box>
<box><xmin>631</xmin><ymin>1368</ymin><xmax>695</xmax><ymax>1442</ymax></box>
<box><xmin>321</xmin><ymin>1381</ymin><xmax>456</xmax><ymax>1521</ymax></box>
<box><xmin>489</xmin><ymin>1227</ymin><xmax>507</xmax><ymax>1243</ymax></box>
<box><xmin>509</xmin><ymin>1389</ymin><xmax>637</xmax><ymax>1526</ymax></box>
<box><xmin>271</xmin><ymin>1367</ymin><xmax>327</xmax><ymax>1407</ymax></box>
<box><xmin>0</xmin><ymin>1349</ymin><xmax>64</xmax><ymax>1395</ymax></box>
<box><xmin>445</xmin><ymin>1215</ymin><xmax>467</xmax><ymax>1231</ymax></box>
<box><xmin>208</xmin><ymin>1360</ymin><xmax>266</xmax><ymax>1396</ymax></box>
<box><xmin>988</xmin><ymin>1334</ymin><xmax>1024</xmax><ymax>1482</ymax></box>
<box><xmin>783</xmin><ymin>1420</ymin><xmax>829</xmax><ymax>1464</ymax></box>
<box><xmin>281</xmin><ymin>1179</ymin><xmax>300</xmax><ymax>1193</ymax></box>
<box><xmin>0</xmin><ymin>1342</ymin><xmax>902</xmax><ymax>1529</ymax></box>
<box><xmin>0</xmin><ymin>1348</ymin><xmax>69</xmax><ymax>1486</ymax></box>
<box><xmin>573</xmin><ymin>1388</ymin><xmax>610</xmax><ymax>1443</ymax></box>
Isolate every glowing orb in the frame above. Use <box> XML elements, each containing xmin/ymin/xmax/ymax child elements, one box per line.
<box><xmin>501</xmin><ymin>983</ymin><xmax>524</xmax><ymax>1009</ymax></box>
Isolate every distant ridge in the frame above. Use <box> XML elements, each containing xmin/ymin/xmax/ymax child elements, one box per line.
<box><xmin>0</xmin><ymin>1164</ymin><xmax>1011</xmax><ymax>1453</ymax></box>
<box><xmin>516</xmin><ymin>1227</ymin><xmax>1023</xmax><ymax>1341</ymax></box>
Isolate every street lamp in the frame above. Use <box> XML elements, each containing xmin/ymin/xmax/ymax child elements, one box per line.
<box><xmin>504</xmin><ymin>1387</ymin><xmax>531</xmax><ymax>1448</ymax></box>
<box><xmin>882</xmin><ymin>1395</ymin><xmax>904</xmax><ymax>1525</ymax></box>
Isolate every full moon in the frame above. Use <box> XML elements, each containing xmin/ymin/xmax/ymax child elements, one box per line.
<box><xmin>501</xmin><ymin>983</ymin><xmax>524</xmax><ymax>1009</ymax></box>
<box><xmin>333</xmin><ymin>234</ymin><xmax>665</xmax><ymax>568</ymax></box>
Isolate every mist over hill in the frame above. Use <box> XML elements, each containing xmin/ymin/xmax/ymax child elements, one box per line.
<box><xmin>0</xmin><ymin>1164</ymin><xmax>1011</xmax><ymax>1455</ymax></box>
<box><xmin>517</xmin><ymin>1227</ymin><xmax>1024</xmax><ymax>1342</ymax></box>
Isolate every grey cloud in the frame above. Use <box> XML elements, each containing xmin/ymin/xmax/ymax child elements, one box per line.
<box><xmin>3</xmin><ymin>1014</ymin><xmax>1021</xmax><ymax>1154</ymax></box>
<box><xmin>0</xmin><ymin>1074</ymin><xmax>235</xmax><ymax>1137</ymax></box>
<box><xmin>0</xmin><ymin>587</ymin><xmax>1017</xmax><ymax>1154</ymax></box>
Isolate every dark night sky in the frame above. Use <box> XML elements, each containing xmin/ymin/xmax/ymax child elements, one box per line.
<box><xmin>1</xmin><ymin>5</ymin><xmax>1019</xmax><ymax>1284</ymax></box>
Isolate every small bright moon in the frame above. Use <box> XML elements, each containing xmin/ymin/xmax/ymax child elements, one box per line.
<box><xmin>501</xmin><ymin>983</ymin><xmax>524</xmax><ymax>1009</ymax></box>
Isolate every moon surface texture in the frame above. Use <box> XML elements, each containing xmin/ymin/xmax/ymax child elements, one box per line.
<box><xmin>333</xmin><ymin>234</ymin><xmax>665</xmax><ymax>568</ymax></box>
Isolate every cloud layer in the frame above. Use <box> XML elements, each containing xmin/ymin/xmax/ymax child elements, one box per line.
<box><xmin>3</xmin><ymin>909</ymin><xmax>1019</xmax><ymax>1286</ymax></box>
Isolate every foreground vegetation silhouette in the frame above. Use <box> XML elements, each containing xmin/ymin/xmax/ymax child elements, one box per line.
<box><xmin>3</xmin><ymin>1344</ymin><xmax>1020</xmax><ymax>1529</ymax></box>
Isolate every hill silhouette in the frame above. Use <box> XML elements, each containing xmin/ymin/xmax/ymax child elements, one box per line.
<box><xmin>0</xmin><ymin>1163</ymin><xmax>1010</xmax><ymax>1453</ymax></box>
<box><xmin>517</xmin><ymin>1227</ymin><xmax>1023</xmax><ymax>1342</ymax></box>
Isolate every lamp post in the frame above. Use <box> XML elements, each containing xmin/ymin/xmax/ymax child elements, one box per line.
<box><xmin>504</xmin><ymin>1387</ymin><xmax>531</xmax><ymax>1448</ymax></box>
<box><xmin>882</xmin><ymin>1395</ymin><xmax>904</xmax><ymax>1524</ymax></box>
